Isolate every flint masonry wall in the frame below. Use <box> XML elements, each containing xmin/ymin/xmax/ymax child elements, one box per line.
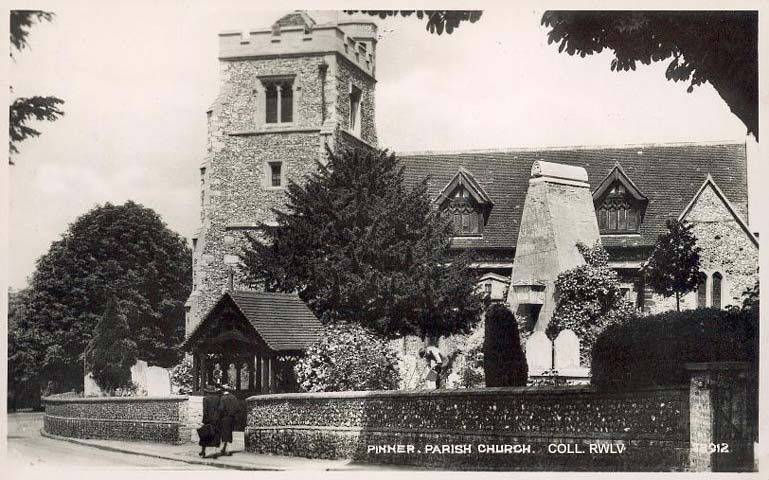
<box><xmin>188</xmin><ymin>16</ymin><xmax>378</xmax><ymax>334</ymax></box>
<box><xmin>245</xmin><ymin>386</ymin><xmax>691</xmax><ymax>471</ymax></box>
<box><xmin>43</xmin><ymin>396</ymin><xmax>190</xmax><ymax>444</ymax></box>
<box><xmin>642</xmin><ymin>183</ymin><xmax>758</xmax><ymax>314</ymax></box>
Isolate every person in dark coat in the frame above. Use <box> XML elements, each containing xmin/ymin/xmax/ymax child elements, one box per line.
<box><xmin>218</xmin><ymin>385</ymin><xmax>239</xmax><ymax>456</ymax></box>
<box><xmin>198</xmin><ymin>385</ymin><xmax>221</xmax><ymax>457</ymax></box>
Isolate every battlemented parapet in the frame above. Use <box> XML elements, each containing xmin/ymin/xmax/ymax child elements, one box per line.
<box><xmin>507</xmin><ymin>160</ymin><xmax>601</xmax><ymax>333</ymax></box>
<box><xmin>219</xmin><ymin>18</ymin><xmax>377</xmax><ymax>79</ymax></box>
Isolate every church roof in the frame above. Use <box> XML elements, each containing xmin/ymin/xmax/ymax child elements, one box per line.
<box><xmin>185</xmin><ymin>291</ymin><xmax>323</xmax><ymax>352</ymax></box>
<box><xmin>399</xmin><ymin>142</ymin><xmax>748</xmax><ymax>250</ymax></box>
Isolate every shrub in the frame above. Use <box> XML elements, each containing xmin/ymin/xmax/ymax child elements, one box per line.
<box><xmin>549</xmin><ymin>242</ymin><xmax>638</xmax><ymax>365</ymax></box>
<box><xmin>294</xmin><ymin>322</ymin><xmax>400</xmax><ymax>392</ymax></box>
<box><xmin>457</xmin><ymin>343</ymin><xmax>484</xmax><ymax>388</ymax></box>
<box><xmin>483</xmin><ymin>304</ymin><xmax>528</xmax><ymax>387</ymax></box>
<box><xmin>170</xmin><ymin>357</ymin><xmax>194</xmax><ymax>394</ymax></box>
<box><xmin>591</xmin><ymin>307</ymin><xmax>758</xmax><ymax>389</ymax></box>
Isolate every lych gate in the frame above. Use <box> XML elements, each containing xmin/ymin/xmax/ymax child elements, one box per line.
<box><xmin>183</xmin><ymin>291</ymin><xmax>322</xmax><ymax>398</ymax></box>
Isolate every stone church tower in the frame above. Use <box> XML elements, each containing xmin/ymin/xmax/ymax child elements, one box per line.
<box><xmin>186</xmin><ymin>12</ymin><xmax>379</xmax><ymax>335</ymax></box>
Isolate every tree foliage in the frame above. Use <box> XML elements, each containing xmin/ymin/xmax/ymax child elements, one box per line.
<box><xmin>345</xmin><ymin>10</ymin><xmax>482</xmax><ymax>35</ymax></box>
<box><xmin>541</xmin><ymin>11</ymin><xmax>758</xmax><ymax>139</ymax></box>
<box><xmin>9</xmin><ymin>10</ymin><xmax>64</xmax><ymax>163</ymax></box>
<box><xmin>548</xmin><ymin>242</ymin><xmax>638</xmax><ymax>365</ymax></box>
<box><xmin>170</xmin><ymin>357</ymin><xmax>194</xmax><ymax>394</ymax></box>
<box><xmin>84</xmin><ymin>299</ymin><xmax>138</xmax><ymax>393</ymax></box>
<box><xmin>483</xmin><ymin>304</ymin><xmax>528</xmax><ymax>387</ymax></box>
<box><xmin>294</xmin><ymin>322</ymin><xmax>400</xmax><ymax>392</ymax></box>
<box><xmin>241</xmin><ymin>147</ymin><xmax>484</xmax><ymax>340</ymax></box>
<box><xmin>642</xmin><ymin>220</ymin><xmax>701</xmax><ymax>311</ymax></box>
<box><xmin>10</xmin><ymin>201</ymin><xmax>191</xmax><ymax>391</ymax></box>
<box><xmin>9</xmin><ymin>95</ymin><xmax>65</xmax><ymax>158</ymax></box>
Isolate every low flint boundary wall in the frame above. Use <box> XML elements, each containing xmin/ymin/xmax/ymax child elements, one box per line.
<box><xmin>42</xmin><ymin>395</ymin><xmax>190</xmax><ymax>444</ymax></box>
<box><xmin>245</xmin><ymin>385</ymin><xmax>691</xmax><ymax>471</ymax></box>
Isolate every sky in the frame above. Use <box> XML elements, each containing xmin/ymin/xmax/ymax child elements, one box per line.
<box><xmin>6</xmin><ymin>2</ymin><xmax>761</xmax><ymax>290</ymax></box>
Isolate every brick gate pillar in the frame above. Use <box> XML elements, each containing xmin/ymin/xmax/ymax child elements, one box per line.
<box><xmin>685</xmin><ymin>362</ymin><xmax>754</xmax><ymax>472</ymax></box>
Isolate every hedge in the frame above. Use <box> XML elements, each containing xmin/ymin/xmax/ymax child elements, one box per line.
<box><xmin>591</xmin><ymin>307</ymin><xmax>758</xmax><ymax>388</ymax></box>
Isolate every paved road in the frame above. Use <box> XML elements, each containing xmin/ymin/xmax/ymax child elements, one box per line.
<box><xmin>7</xmin><ymin>412</ymin><xmax>214</xmax><ymax>469</ymax></box>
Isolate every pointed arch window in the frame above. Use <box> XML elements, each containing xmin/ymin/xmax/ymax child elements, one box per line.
<box><xmin>712</xmin><ymin>272</ymin><xmax>723</xmax><ymax>309</ymax></box>
<box><xmin>696</xmin><ymin>272</ymin><xmax>708</xmax><ymax>309</ymax></box>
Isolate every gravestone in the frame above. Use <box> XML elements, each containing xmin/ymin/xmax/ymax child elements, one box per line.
<box><xmin>507</xmin><ymin>161</ymin><xmax>601</xmax><ymax>333</ymax></box>
<box><xmin>131</xmin><ymin>359</ymin><xmax>172</xmax><ymax>395</ymax></box>
<box><xmin>525</xmin><ymin>331</ymin><xmax>553</xmax><ymax>375</ymax></box>
<box><xmin>85</xmin><ymin>359</ymin><xmax>171</xmax><ymax>396</ymax></box>
<box><xmin>553</xmin><ymin>329</ymin><xmax>580</xmax><ymax>370</ymax></box>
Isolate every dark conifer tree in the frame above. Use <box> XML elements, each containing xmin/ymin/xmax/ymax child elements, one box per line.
<box><xmin>242</xmin><ymin>147</ymin><xmax>484</xmax><ymax>339</ymax></box>
<box><xmin>483</xmin><ymin>303</ymin><xmax>528</xmax><ymax>387</ymax></box>
<box><xmin>84</xmin><ymin>298</ymin><xmax>138</xmax><ymax>392</ymax></box>
<box><xmin>643</xmin><ymin>220</ymin><xmax>702</xmax><ymax>311</ymax></box>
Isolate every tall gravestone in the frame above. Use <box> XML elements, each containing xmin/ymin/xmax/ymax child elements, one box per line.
<box><xmin>507</xmin><ymin>161</ymin><xmax>601</xmax><ymax>334</ymax></box>
<box><xmin>525</xmin><ymin>331</ymin><xmax>553</xmax><ymax>375</ymax></box>
<box><xmin>553</xmin><ymin>329</ymin><xmax>580</xmax><ymax>370</ymax></box>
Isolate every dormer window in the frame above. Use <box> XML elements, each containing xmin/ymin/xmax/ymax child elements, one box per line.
<box><xmin>597</xmin><ymin>183</ymin><xmax>641</xmax><ymax>233</ymax></box>
<box><xmin>593</xmin><ymin>164</ymin><xmax>648</xmax><ymax>235</ymax></box>
<box><xmin>448</xmin><ymin>186</ymin><xmax>483</xmax><ymax>234</ymax></box>
<box><xmin>435</xmin><ymin>167</ymin><xmax>493</xmax><ymax>237</ymax></box>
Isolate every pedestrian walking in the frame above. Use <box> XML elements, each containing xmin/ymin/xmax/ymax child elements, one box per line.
<box><xmin>197</xmin><ymin>384</ymin><xmax>221</xmax><ymax>457</ymax></box>
<box><xmin>218</xmin><ymin>385</ymin><xmax>239</xmax><ymax>457</ymax></box>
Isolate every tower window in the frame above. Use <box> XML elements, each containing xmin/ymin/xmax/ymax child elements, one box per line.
<box><xmin>349</xmin><ymin>84</ymin><xmax>362</xmax><ymax>136</ymax></box>
<box><xmin>269</xmin><ymin>162</ymin><xmax>283</xmax><ymax>187</ymax></box>
<box><xmin>263</xmin><ymin>79</ymin><xmax>294</xmax><ymax>124</ymax></box>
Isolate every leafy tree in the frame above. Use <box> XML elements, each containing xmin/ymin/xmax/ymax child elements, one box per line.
<box><xmin>8</xmin><ymin>288</ymin><xmax>42</xmax><ymax>410</ymax></box>
<box><xmin>548</xmin><ymin>242</ymin><xmax>638</xmax><ymax>365</ymax></box>
<box><xmin>294</xmin><ymin>322</ymin><xmax>400</xmax><ymax>392</ymax></box>
<box><xmin>542</xmin><ymin>11</ymin><xmax>758</xmax><ymax>139</ymax></box>
<box><xmin>346</xmin><ymin>10</ymin><xmax>482</xmax><ymax>35</ymax></box>
<box><xmin>84</xmin><ymin>299</ymin><xmax>138</xmax><ymax>393</ymax></box>
<box><xmin>643</xmin><ymin>220</ymin><xmax>701</xmax><ymax>312</ymax></box>
<box><xmin>241</xmin><ymin>147</ymin><xmax>484</xmax><ymax>340</ymax></box>
<box><xmin>483</xmin><ymin>304</ymin><xmax>527</xmax><ymax>387</ymax></box>
<box><xmin>11</xmin><ymin>201</ymin><xmax>191</xmax><ymax>391</ymax></box>
<box><xmin>9</xmin><ymin>10</ymin><xmax>64</xmax><ymax>163</ymax></box>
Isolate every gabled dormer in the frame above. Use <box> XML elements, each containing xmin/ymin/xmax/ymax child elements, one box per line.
<box><xmin>592</xmin><ymin>163</ymin><xmax>648</xmax><ymax>234</ymax></box>
<box><xmin>435</xmin><ymin>167</ymin><xmax>493</xmax><ymax>236</ymax></box>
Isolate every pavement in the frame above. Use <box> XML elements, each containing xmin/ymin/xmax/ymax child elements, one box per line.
<box><xmin>9</xmin><ymin>412</ymin><xmax>406</xmax><ymax>471</ymax></box>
